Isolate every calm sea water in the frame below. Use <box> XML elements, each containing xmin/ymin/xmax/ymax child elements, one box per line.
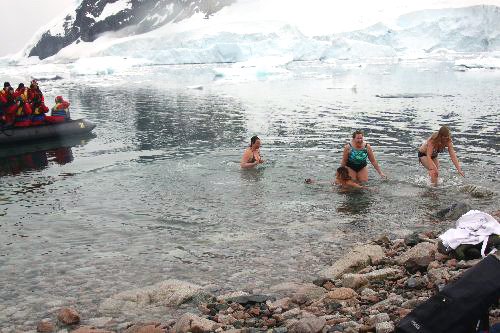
<box><xmin>0</xmin><ymin>59</ymin><xmax>499</xmax><ymax>327</ymax></box>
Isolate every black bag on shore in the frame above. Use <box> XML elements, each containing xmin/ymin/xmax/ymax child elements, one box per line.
<box><xmin>395</xmin><ymin>254</ymin><xmax>500</xmax><ymax>333</ymax></box>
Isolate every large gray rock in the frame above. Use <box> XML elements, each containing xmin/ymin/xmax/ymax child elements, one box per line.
<box><xmin>434</xmin><ymin>202</ymin><xmax>471</xmax><ymax>220</ymax></box>
<box><xmin>327</xmin><ymin>288</ymin><xmax>358</xmax><ymax>300</ymax></box>
<box><xmin>459</xmin><ymin>185</ymin><xmax>496</xmax><ymax>198</ymax></box>
<box><xmin>341</xmin><ymin>268</ymin><xmax>402</xmax><ymax>289</ymax></box>
<box><xmin>375</xmin><ymin>321</ymin><xmax>394</xmax><ymax>333</ymax></box>
<box><xmin>289</xmin><ymin>316</ymin><xmax>326</xmax><ymax>333</ymax></box>
<box><xmin>341</xmin><ymin>274</ymin><xmax>369</xmax><ymax>289</ymax></box>
<box><xmin>395</xmin><ymin>242</ymin><xmax>437</xmax><ymax>272</ymax></box>
<box><xmin>57</xmin><ymin>307</ymin><xmax>80</xmax><ymax>325</ymax></box>
<box><xmin>282</xmin><ymin>307</ymin><xmax>302</xmax><ymax>319</ymax></box>
<box><xmin>225</xmin><ymin>294</ymin><xmax>274</xmax><ymax>305</ymax></box>
<box><xmin>368</xmin><ymin>313</ymin><xmax>390</xmax><ymax>325</ymax></box>
<box><xmin>364</xmin><ymin>268</ymin><xmax>403</xmax><ymax>281</ymax></box>
<box><xmin>320</xmin><ymin>244</ymin><xmax>385</xmax><ymax>280</ymax></box>
<box><xmin>216</xmin><ymin>291</ymin><xmax>249</xmax><ymax>302</ymax></box>
<box><xmin>36</xmin><ymin>320</ymin><xmax>55</xmax><ymax>333</ymax></box>
<box><xmin>270</xmin><ymin>283</ymin><xmax>327</xmax><ymax>303</ymax></box>
<box><xmin>173</xmin><ymin>313</ymin><xmax>218</xmax><ymax>333</ymax></box>
<box><xmin>98</xmin><ymin>279</ymin><xmax>213</xmax><ymax>314</ymax></box>
<box><xmin>427</xmin><ymin>267</ymin><xmax>451</xmax><ymax>286</ymax></box>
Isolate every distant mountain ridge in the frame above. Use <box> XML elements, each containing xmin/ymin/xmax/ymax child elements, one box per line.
<box><xmin>29</xmin><ymin>0</ymin><xmax>236</xmax><ymax>60</ymax></box>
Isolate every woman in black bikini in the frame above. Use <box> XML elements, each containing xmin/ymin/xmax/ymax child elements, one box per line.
<box><xmin>418</xmin><ymin>126</ymin><xmax>464</xmax><ymax>185</ymax></box>
<box><xmin>240</xmin><ymin>135</ymin><xmax>265</xmax><ymax>169</ymax></box>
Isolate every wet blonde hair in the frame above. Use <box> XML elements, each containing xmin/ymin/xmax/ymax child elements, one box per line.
<box><xmin>431</xmin><ymin>126</ymin><xmax>451</xmax><ymax>145</ymax></box>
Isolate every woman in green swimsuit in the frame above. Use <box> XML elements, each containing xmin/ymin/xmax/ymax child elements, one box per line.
<box><xmin>341</xmin><ymin>130</ymin><xmax>386</xmax><ymax>182</ymax></box>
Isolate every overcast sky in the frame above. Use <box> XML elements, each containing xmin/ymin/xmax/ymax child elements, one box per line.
<box><xmin>0</xmin><ymin>0</ymin><xmax>74</xmax><ymax>57</ymax></box>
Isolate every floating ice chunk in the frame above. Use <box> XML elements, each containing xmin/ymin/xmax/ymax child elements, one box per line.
<box><xmin>453</xmin><ymin>57</ymin><xmax>500</xmax><ymax>70</ymax></box>
<box><xmin>68</xmin><ymin>56</ymin><xmax>153</xmax><ymax>76</ymax></box>
<box><xmin>213</xmin><ymin>55</ymin><xmax>293</xmax><ymax>78</ymax></box>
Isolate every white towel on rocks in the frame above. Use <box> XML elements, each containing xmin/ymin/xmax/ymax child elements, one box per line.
<box><xmin>438</xmin><ymin>210</ymin><xmax>500</xmax><ymax>257</ymax></box>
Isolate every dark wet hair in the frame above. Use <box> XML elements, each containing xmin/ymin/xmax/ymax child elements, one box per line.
<box><xmin>336</xmin><ymin>166</ymin><xmax>351</xmax><ymax>181</ymax></box>
<box><xmin>352</xmin><ymin>130</ymin><xmax>364</xmax><ymax>139</ymax></box>
<box><xmin>250</xmin><ymin>135</ymin><xmax>260</xmax><ymax>147</ymax></box>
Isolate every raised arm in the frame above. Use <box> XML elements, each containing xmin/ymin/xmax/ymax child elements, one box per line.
<box><xmin>367</xmin><ymin>144</ymin><xmax>386</xmax><ymax>178</ymax></box>
<box><xmin>447</xmin><ymin>141</ymin><xmax>465</xmax><ymax>177</ymax></box>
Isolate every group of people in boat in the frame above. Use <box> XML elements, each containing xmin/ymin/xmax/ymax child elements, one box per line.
<box><xmin>0</xmin><ymin>80</ymin><xmax>71</xmax><ymax>127</ymax></box>
<box><xmin>241</xmin><ymin>126</ymin><xmax>464</xmax><ymax>187</ymax></box>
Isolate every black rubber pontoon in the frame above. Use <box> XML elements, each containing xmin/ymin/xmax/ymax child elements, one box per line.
<box><xmin>0</xmin><ymin>119</ymin><xmax>96</xmax><ymax>144</ymax></box>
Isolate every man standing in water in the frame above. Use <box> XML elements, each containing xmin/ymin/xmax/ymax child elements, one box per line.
<box><xmin>418</xmin><ymin>125</ymin><xmax>464</xmax><ymax>185</ymax></box>
<box><xmin>240</xmin><ymin>135</ymin><xmax>265</xmax><ymax>168</ymax></box>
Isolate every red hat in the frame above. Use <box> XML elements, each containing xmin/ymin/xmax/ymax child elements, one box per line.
<box><xmin>55</xmin><ymin>96</ymin><xmax>64</xmax><ymax>103</ymax></box>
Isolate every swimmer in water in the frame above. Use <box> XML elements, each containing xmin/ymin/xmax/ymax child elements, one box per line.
<box><xmin>240</xmin><ymin>135</ymin><xmax>265</xmax><ymax>169</ymax></box>
<box><xmin>418</xmin><ymin>125</ymin><xmax>464</xmax><ymax>185</ymax></box>
<box><xmin>305</xmin><ymin>166</ymin><xmax>368</xmax><ymax>190</ymax></box>
<box><xmin>335</xmin><ymin>166</ymin><xmax>367</xmax><ymax>190</ymax></box>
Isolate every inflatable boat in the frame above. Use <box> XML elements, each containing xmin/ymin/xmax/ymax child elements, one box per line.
<box><xmin>0</xmin><ymin>119</ymin><xmax>96</xmax><ymax>145</ymax></box>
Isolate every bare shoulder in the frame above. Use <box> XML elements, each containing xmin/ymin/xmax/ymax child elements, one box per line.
<box><xmin>241</xmin><ymin>147</ymin><xmax>251</xmax><ymax>158</ymax></box>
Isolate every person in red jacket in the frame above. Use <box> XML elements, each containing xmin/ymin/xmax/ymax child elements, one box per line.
<box><xmin>15</xmin><ymin>83</ymin><xmax>28</xmax><ymax>101</ymax></box>
<box><xmin>28</xmin><ymin>80</ymin><xmax>46</xmax><ymax>106</ymax></box>
<box><xmin>13</xmin><ymin>96</ymin><xmax>32</xmax><ymax>127</ymax></box>
<box><xmin>28</xmin><ymin>80</ymin><xmax>49</xmax><ymax>125</ymax></box>
<box><xmin>0</xmin><ymin>82</ymin><xmax>17</xmax><ymax>125</ymax></box>
<box><xmin>46</xmin><ymin>96</ymin><xmax>70</xmax><ymax>123</ymax></box>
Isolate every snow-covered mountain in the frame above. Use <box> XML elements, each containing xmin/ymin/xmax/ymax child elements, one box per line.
<box><xmin>28</xmin><ymin>0</ymin><xmax>236</xmax><ymax>60</ymax></box>
<box><xmin>13</xmin><ymin>0</ymin><xmax>500</xmax><ymax>65</ymax></box>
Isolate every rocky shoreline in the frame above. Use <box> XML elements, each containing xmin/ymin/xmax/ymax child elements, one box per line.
<box><xmin>9</xmin><ymin>211</ymin><xmax>500</xmax><ymax>333</ymax></box>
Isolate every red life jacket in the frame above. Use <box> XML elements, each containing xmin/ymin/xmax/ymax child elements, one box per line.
<box><xmin>0</xmin><ymin>89</ymin><xmax>15</xmax><ymax>112</ymax></box>
<box><xmin>51</xmin><ymin>101</ymin><xmax>70</xmax><ymax>117</ymax></box>
<box><xmin>13</xmin><ymin>101</ymin><xmax>31</xmax><ymax>127</ymax></box>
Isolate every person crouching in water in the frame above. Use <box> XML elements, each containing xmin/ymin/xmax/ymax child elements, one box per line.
<box><xmin>418</xmin><ymin>125</ymin><xmax>464</xmax><ymax>185</ymax></box>
<box><xmin>335</xmin><ymin>166</ymin><xmax>367</xmax><ymax>190</ymax></box>
<box><xmin>305</xmin><ymin>166</ymin><xmax>368</xmax><ymax>190</ymax></box>
<box><xmin>46</xmin><ymin>96</ymin><xmax>70</xmax><ymax>123</ymax></box>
